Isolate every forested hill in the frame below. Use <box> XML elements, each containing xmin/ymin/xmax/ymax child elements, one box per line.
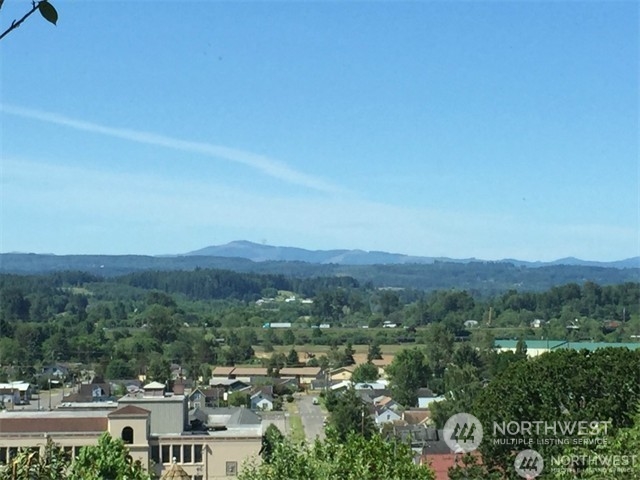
<box><xmin>0</xmin><ymin>253</ymin><xmax>638</xmax><ymax>294</ymax></box>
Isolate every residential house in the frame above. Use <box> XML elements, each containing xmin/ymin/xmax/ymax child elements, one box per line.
<box><xmin>209</xmin><ymin>378</ymin><xmax>250</xmax><ymax>394</ymax></box>
<box><xmin>188</xmin><ymin>387</ymin><xmax>225</xmax><ymax>409</ymax></box>
<box><xmin>211</xmin><ymin>366</ymin><xmax>236</xmax><ymax>380</ymax></box>
<box><xmin>329</xmin><ymin>380</ymin><xmax>352</xmax><ymax>392</ymax></box>
<box><xmin>371</xmin><ymin>358</ymin><xmax>392</xmax><ymax>378</ymax></box>
<box><xmin>402</xmin><ymin>409</ymin><xmax>432</xmax><ymax>427</ymax></box>
<box><xmin>329</xmin><ymin>366</ymin><xmax>355</xmax><ymax>382</ymax></box>
<box><xmin>170</xmin><ymin>363</ymin><xmax>184</xmax><ymax>380</ymax></box>
<box><xmin>249</xmin><ymin>390</ymin><xmax>274</xmax><ymax>411</ymax></box>
<box><xmin>373</xmin><ymin>395</ymin><xmax>400</xmax><ymax>412</ymax></box>
<box><xmin>382</xmin><ymin>426</ymin><xmax>457</xmax><ymax>478</ymax></box>
<box><xmin>373</xmin><ymin>406</ymin><xmax>402</xmax><ymax>425</ymax></box>
<box><xmin>417</xmin><ymin>388</ymin><xmax>445</xmax><ymax>409</ymax></box>
<box><xmin>61</xmin><ymin>383</ymin><xmax>113</xmax><ymax>404</ymax></box>
<box><xmin>41</xmin><ymin>364</ymin><xmax>69</xmax><ymax>379</ymax></box>
<box><xmin>279</xmin><ymin>367</ymin><xmax>322</xmax><ymax>387</ymax></box>
<box><xmin>0</xmin><ymin>382</ymin><xmax>31</xmax><ymax>406</ymax></box>
<box><xmin>419</xmin><ymin>429</ymin><xmax>481</xmax><ymax>480</ymax></box>
<box><xmin>355</xmin><ymin>381</ymin><xmax>389</xmax><ymax>390</ymax></box>
<box><xmin>225</xmin><ymin>367</ymin><xmax>269</xmax><ymax>383</ymax></box>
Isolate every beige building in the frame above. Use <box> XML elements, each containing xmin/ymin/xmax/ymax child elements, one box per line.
<box><xmin>329</xmin><ymin>366</ymin><xmax>355</xmax><ymax>382</ymax></box>
<box><xmin>211</xmin><ymin>366</ymin><xmax>322</xmax><ymax>387</ymax></box>
<box><xmin>279</xmin><ymin>367</ymin><xmax>322</xmax><ymax>386</ymax></box>
<box><xmin>0</xmin><ymin>386</ymin><xmax>262</xmax><ymax>479</ymax></box>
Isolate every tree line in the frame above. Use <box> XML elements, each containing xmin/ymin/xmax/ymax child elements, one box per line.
<box><xmin>0</xmin><ymin>269</ymin><xmax>638</xmax><ymax>388</ymax></box>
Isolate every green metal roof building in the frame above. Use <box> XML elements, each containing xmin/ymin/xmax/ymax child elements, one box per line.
<box><xmin>494</xmin><ymin>339</ymin><xmax>640</xmax><ymax>356</ymax></box>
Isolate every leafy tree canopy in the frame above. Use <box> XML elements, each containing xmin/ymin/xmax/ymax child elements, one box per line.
<box><xmin>1</xmin><ymin>432</ymin><xmax>151</xmax><ymax>480</ymax></box>
<box><xmin>240</xmin><ymin>431</ymin><xmax>435</xmax><ymax>480</ymax></box>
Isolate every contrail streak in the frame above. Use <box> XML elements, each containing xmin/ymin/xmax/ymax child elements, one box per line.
<box><xmin>1</xmin><ymin>104</ymin><xmax>342</xmax><ymax>194</ymax></box>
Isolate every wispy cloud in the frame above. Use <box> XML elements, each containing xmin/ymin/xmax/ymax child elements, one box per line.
<box><xmin>4</xmin><ymin>156</ymin><xmax>636</xmax><ymax>261</ymax></box>
<box><xmin>1</xmin><ymin>104</ymin><xmax>344</xmax><ymax>195</ymax></box>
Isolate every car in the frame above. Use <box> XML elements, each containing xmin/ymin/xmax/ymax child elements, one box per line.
<box><xmin>312</xmin><ymin>397</ymin><xmax>319</xmax><ymax>405</ymax></box>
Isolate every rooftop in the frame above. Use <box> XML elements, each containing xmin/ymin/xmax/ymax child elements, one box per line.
<box><xmin>108</xmin><ymin>405</ymin><xmax>151</xmax><ymax>417</ymax></box>
<box><xmin>495</xmin><ymin>339</ymin><xmax>640</xmax><ymax>351</ymax></box>
<box><xmin>0</xmin><ymin>410</ymin><xmax>109</xmax><ymax>434</ymax></box>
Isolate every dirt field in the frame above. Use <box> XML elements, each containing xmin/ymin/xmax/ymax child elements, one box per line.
<box><xmin>254</xmin><ymin>344</ymin><xmax>400</xmax><ymax>365</ymax></box>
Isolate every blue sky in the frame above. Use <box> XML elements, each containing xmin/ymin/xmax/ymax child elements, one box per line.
<box><xmin>1</xmin><ymin>1</ymin><xmax>638</xmax><ymax>261</ymax></box>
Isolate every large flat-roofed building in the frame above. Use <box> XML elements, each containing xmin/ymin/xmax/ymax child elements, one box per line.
<box><xmin>0</xmin><ymin>387</ymin><xmax>262</xmax><ymax>479</ymax></box>
<box><xmin>494</xmin><ymin>339</ymin><xmax>640</xmax><ymax>357</ymax></box>
<box><xmin>118</xmin><ymin>391</ymin><xmax>189</xmax><ymax>435</ymax></box>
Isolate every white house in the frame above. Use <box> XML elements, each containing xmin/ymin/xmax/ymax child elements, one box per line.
<box><xmin>250</xmin><ymin>391</ymin><xmax>274</xmax><ymax>411</ymax></box>
<box><xmin>374</xmin><ymin>406</ymin><xmax>402</xmax><ymax>425</ymax></box>
<box><xmin>0</xmin><ymin>381</ymin><xmax>32</xmax><ymax>405</ymax></box>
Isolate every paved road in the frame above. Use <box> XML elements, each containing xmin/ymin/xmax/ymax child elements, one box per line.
<box><xmin>296</xmin><ymin>394</ymin><xmax>326</xmax><ymax>443</ymax></box>
<box><xmin>20</xmin><ymin>388</ymin><xmax>65</xmax><ymax>411</ymax></box>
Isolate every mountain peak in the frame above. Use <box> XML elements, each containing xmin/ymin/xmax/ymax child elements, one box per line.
<box><xmin>185</xmin><ymin>241</ymin><xmax>639</xmax><ymax>268</ymax></box>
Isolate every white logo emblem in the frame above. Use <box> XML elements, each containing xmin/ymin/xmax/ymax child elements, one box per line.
<box><xmin>443</xmin><ymin>412</ymin><xmax>483</xmax><ymax>453</ymax></box>
<box><xmin>514</xmin><ymin>449</ymin><xmax>544</xmax><ymax>478</ymax></box>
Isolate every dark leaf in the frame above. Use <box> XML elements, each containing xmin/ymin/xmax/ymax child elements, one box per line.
<box><xmin>38</xmin><ymin>1</ymin><xmax>58</xmax><ymax>26</ymax></box>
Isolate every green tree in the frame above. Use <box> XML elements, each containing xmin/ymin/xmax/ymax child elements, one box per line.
<box><xmin>105</xmin><ymin>358</ymin><xmax>134</xmax><ymax>380</ymax></box>
<box><xmin>430</xmin><ymin>363</ymin><xmax>483</xmax><ymax>428</ymax></box>
<box><xmin>146</xmin><ymin>356</ymin><xmax>171</xmax><ymax>385</ymax></box>
<box><xmin>144</xmin><ymin>305</ymin><xmax>178</xmax><ymax>344</ymax></box>
<box><xmin>283</xmin><ymin>329</ymin><xmax>295</xmax><ymax>345</ymax></box>
<box><xmin>327</xmin><ymin>387</ymin><xmax>376</xmax><ymax>441</ymax></box>
<box><xmin>1</xmin><ymin>433</ymin><xmax>151</xmax><ymax>480</ymax></box>
<box><xmin>350</xmin><ymin>362</ymin><xmax>379</xmax><ymax>384</ymax></box>
<box><xmin>68</xmin><ymin>432</ymin><xmax>151</xmax><ymax>480</ymax></box>
<box><xmin>452</xmin><ymin>343</ymin><xmax>482</xmax><ymax>370</ymax></box>
<box><xmin>267</xmin><ymin>352</ymin><xmax>287</xmax><ymax>375</ymax></box>
<box><xmin>386</xmin><ymin>347</ymin><xmax>431</xmax><ymax>407</ymax></box>
<box><xmin>324</xmin><ymin>388</ymin><xmax>339</xmax><ymax>412</ymax></box>
<box><xmin>473</xmin><ymin>348</ymin><xmax>640</xmax><ymax>474</ymax></box>
<box><xmin>377</xmin><ymin>290</ymin><xmax>400</xmax><ymax>316</ymax></box>
<box><xmin>366</xmin><ymin>340</ymin><xmax>383</xmax><ymax>362</ymax></box>
<box><xmin>228</xmin><ymin>391</ymin><xmax>250</xmax><ymax>408</ymax></box>
<box><xmin>259</xmin><ymin>424</ymin><xmax>285</xmax><ymax>464</ymax></box>
<box><xmin>551</xmin><ymin>406</ymin><xmax>640</xmax><ymax>479</ymax></box>
<box><xmin>343</xmin><ymin>342</ymin><xmax>356</xmax><ymax>366</ymax></box>
<box><xmin>286</xmin><ymin>347</ymin><xmax>299</xmax><ymax>366</ymax></box>
<box><xmin>424</xmin><ymin>324</ymin><xmax>454</xmax><ymax>379</ymax></box>
<box><xmin>240</xmin><ymin>431</ymin><xmax>435</xmax><ymax>480</ymax></box>
<box><xmin>1</xmin><ymin>437</ymin><xmax>68</xmax><ymax>480</ymax></box>
<box><xmin>514</xmin><ymin>336</ymin><xmax>527</xmax><ymax>360</ymax></box>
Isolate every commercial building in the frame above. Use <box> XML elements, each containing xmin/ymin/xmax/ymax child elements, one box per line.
<box><xmin>0</xmin><ymin>383</ymin><xmax>262</xmax><ymax>479</ymax></box>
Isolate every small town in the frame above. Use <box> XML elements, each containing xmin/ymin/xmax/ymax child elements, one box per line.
<box><xmin>1</xmin><ymin>0</ymin><xmax>637</xmax><ymax>479</ymax></box>
<box><xmin>0</xmin><ymin>271</ymin><xmax>639</xmax><ymax>479</ymax></box>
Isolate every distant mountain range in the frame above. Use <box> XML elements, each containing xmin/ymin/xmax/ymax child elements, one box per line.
<box><xmin>1</xmin><ymin>241</ymin><xmax>638</xmax><ymax>293</ymax></box>
<box><xmin>185</xmin><ymin>240</ymin><xmax>640</xmax><ymax>269</ymax></box>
